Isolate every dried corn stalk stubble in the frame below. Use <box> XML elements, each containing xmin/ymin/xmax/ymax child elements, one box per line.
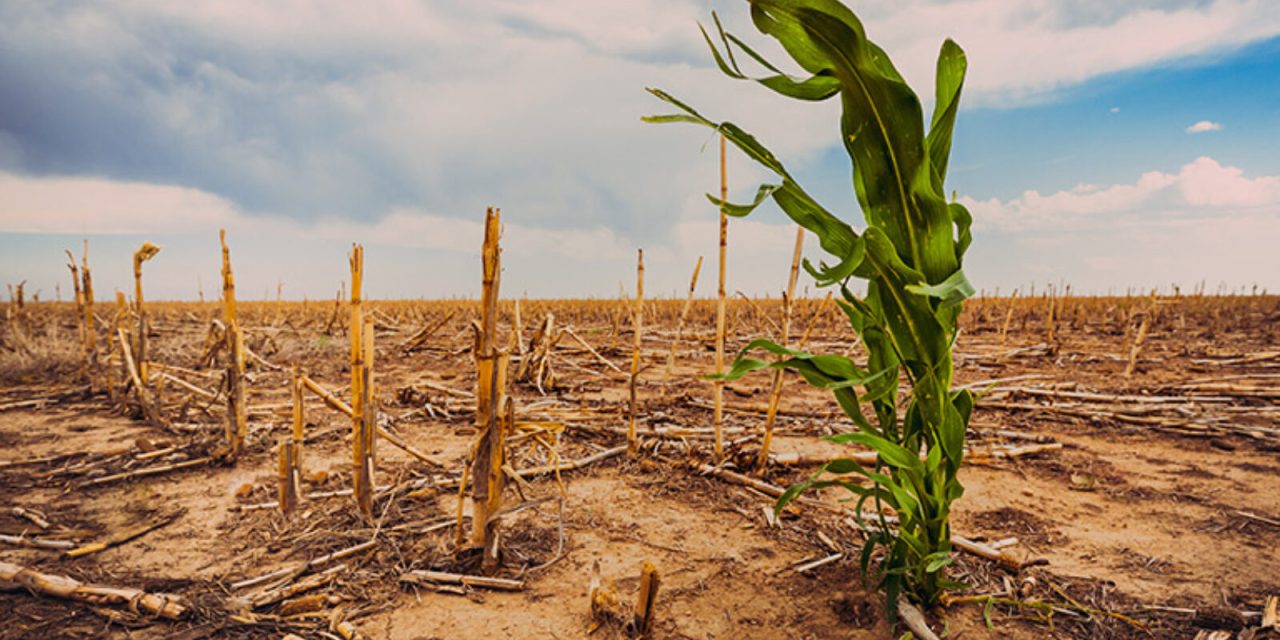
<box><xmin>647</xmin><ymin>0</ymin><xmax>978</xmax><ymax>615</ymax></box>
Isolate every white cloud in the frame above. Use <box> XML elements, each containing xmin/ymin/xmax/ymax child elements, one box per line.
<box><xmin>963</xmin><ymin>209</ymin><xmax>1280</xmax><ymax>294</ymax></box>
<box><xmin>963</xmin><ymin>156</ymin><xmax>1280</xmax><ymax>232</ymax></box>
<box><xmin>0</xmin><ymin>173</ymin><xmax>240</xmax><ymax>235</ymax></box>
<box><xmin>1176</xmin><ymin>156</ymin><xmax>1280</xmax><ymax>206</ymax></box>
<box><xmin>97</xmin><ymin>1</ymin><xmax>1280</xmax><ymax>109</ymax></box>
<box><xmin>4</xmin><ymin>155</ymin><xmax>1277</xmax><ymax>300</ymax></box>
<box><xmin>1186</xmin><ymin>119</ymin><xmax>1224</xmax><ymax>133</ymax></box>
<box><xmin>1110</xmin><ymin>106</ymin><xmax>1121</xmax><ymax>113</ymax></box>
<box><xmin>958</xmin><ymin>156</ymin><xmax>1280</xmax><ymax>293</ymax></box>
<box><xmin>0</xmin><ymin>172</ymin><xmax>639</xmax><ymax>261</ymax></box>
<box><xmin>0</xmin><ymin>171</ymin><xmax>806</xmax><ymax>298</ymax></box>
<box><xmin>852</xmin><ymin>0</ymin><xmax>1280</xmax><ymax>106</ymax></box>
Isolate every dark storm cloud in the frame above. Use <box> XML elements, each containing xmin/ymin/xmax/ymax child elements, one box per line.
<box><xmin>0</xmin><ymin>1</ymin><xmax>720</xmax><ymax>234</ymax></box>
<box><xmin>0</xmin><ymin>3</ymin><xmax>418</xmax><ymax>219</ymax></box>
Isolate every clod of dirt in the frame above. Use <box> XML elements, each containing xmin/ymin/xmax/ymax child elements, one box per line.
<box><xmin>1192</xmin><ymin>605</ymin><xmax>1246</xmax><ymax>631</ymax></box>
<box><xmin>1209</xmin><ymin>438</ymin><xmax>1238</xmax><ymax>451</ymax></box>
<box><xmin>970</xmin><ymin>507</ymin><xmax>1064</xmax><ymax>546</ymax></box>
<box><xmin>830</xmin><ymin>593</ymin><xmax>877</xmax><ymax>628</ymax></box>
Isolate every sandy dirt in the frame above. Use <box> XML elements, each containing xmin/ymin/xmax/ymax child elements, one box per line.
<box><xmin>1</xmin><ymin>295</ymin><xmax>1277</xmax><ymax>639</ymax></box>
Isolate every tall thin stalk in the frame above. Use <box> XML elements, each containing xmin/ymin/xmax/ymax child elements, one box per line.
<box><xmin>663</xmin><ymin>256</ymin><xmax>703</xmax><ymax>391</ymax></box>
<box><xmin>131</xmin><ymin>242</ymin><xmax>160</xmax><ymax>382</ymax></box>
<box><xmin>349</xmin><ymin>244</ymin><xmax>374</xmax><ymax>519</ymax></box>
<box><xmin>468</xmin><ymin>207</ymin><xmax>509</xmax><ymax>565</ymax></box>
<box><xmin>220</xmin><ymin>230</ymin><xmax>246</xmax><ymax>459</ymax></box>
<box><xmin>64</xmin><ymin>250</ymin><xmax>85</xmax><ymax>367</ymax></box>
<box><xmin>714</xmin><ymin>134</ymin><xmax>728</xmax><ymax>463</ymax></box>
<box><xmin>628</xmin><ymin>249</ymin><xmax>645</xmax><ymax>452</ymax></box>
<box><xmin>81</xmin><ymin>242</ymin><xmax>97</xmax><ymax>389</ymax></box>
<box><xmin>757</xmin><ymin>226</ymin><xmax>804</xmax><ymax>470</ymax></box>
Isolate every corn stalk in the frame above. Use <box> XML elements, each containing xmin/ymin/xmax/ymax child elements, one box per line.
<box><xmin>713</xmin><ymin>135</ymin><xmax>729</xmax><ymax>463</ymax></box>
<box><xmin>628</xmin><ymin>249</ymin><xmax>645</xmax><ymax>452</ymax></box>
<box><xmin>662</xmin><ymin>256</ymin><xmax>702</xmax><ymax>391</ymax></box>
<box><xmin>349</xmin><ymin>244</ymin><xmax>375</xmax><ymax>519</ymax></box>
<box><xmin>80</xmin><ymin>243</ymin><xmax>98</xmax><ymax>389</ymax></box>
<box><xmin>65</xmin><ymin>250</ymin><xmax>85</xmax><ymax>368</ymax></box>
<box><xmin>220</xmin><ymin>230</ymin><xmax>247</xmax><ymax>459</ymax></box>
<box><xmin>132</xmin><ymin>242</ymin><xmax>160</xmax><ymax>383</ymax></box>
<box><xmin>646</xmin><ymin>0</ymin><xmax>976</xmax><ymax>614</ymax></box>
<box><xmin>467</xmin><ymin>207</ymin><xmax>510</xmax><ymax>570</ymax></box>
<box><xmin>758</xmin><ymin>226</ymin><xmax>805</xmax><ymax>470</ymax></box>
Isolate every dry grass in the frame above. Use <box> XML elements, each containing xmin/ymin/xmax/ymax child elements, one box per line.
<box><xmin>0</xmin><ymin>312</ymin><xmax>81</xmax><ymax>385</ymax></box>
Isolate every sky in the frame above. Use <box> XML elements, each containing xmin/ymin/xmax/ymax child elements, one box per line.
<box><xmin>1</xmin><ymin>0</ymin><xmax>1278</xmax><ymax>301</ymax></box>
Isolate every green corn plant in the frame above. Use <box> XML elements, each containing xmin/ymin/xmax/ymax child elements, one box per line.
<box><xmin>645</xmin><ymin>0</ymin><xmax>976</xmax><ymax>616</ymax></box>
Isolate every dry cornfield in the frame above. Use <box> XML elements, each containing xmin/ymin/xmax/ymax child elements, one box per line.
<box><xmin>0</xmin><ymin>227</ymin><xmax>1277</xmax><ymax>639</ymax></box>
<box><xmin>0</xmin><ymin>3</ymin><xmax>1274</xmax><ymax>634</ymax></box>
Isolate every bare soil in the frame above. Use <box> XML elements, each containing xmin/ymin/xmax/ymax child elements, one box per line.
<box><xmin>1</xmin><ymin>295</ymin><xmax>1277</xmax><ymax>639</ymax></box>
